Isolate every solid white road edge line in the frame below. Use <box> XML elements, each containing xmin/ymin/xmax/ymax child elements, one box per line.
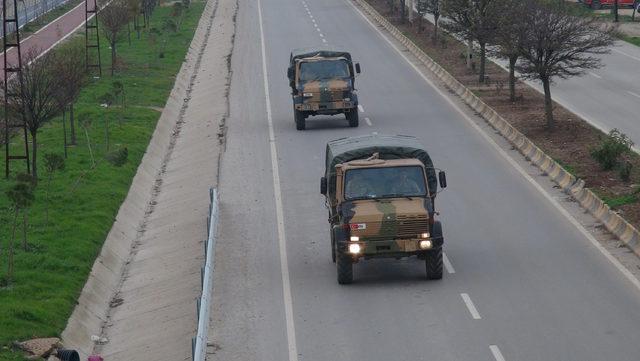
<box><xmin>257</xmin><ymin>0</ymin><xmax>299</xmax><ymax>360</ymax></box>
<box><xmin>490</xmin><ymin>345</ymin><xmax>506</xmax><ymax>361</ymax></box>
<box><xmin>588</xmin><ymin>72</ymin><xmax>602</xmax><ymax>79</ymax></box>
<box><xmin>443</xmin><ymin>252</ymin><xmax>455</xmax><ymax>274</ymax></box>
<box><xmin>628</xmin><ymin>91</ymin><xmax>640</xmax><ymax>99</ymax></box>
<box><xmin>345</xmin><ymin>0</ymin><xmax>640</xmax><ymax>294</ymax></box>
<box><xmin>613</xmin><ymin>48</ymin><xmax>640</xmax><ymax>62</ymax></box>
<box><xmin>460</xmin><ymin>293</ymin><xmax>482</xmax><ymax>320</ymax></box>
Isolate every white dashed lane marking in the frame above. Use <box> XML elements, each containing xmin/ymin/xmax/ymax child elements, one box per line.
<box><xmin>490</xmin><ymin>345</ymin><xmax>506</xmax><ymax>361</ymax></box>
<box><xmin>364</xmin><ymin>117</ymin><xmax>372</xmax><ymax>126</ymax></box>
<box><xmin>460</xmin><ymin>293</ymin><xmax>481</xmax><ymax>320</ymax></box>
<box><xmin>628</xmin><ymin>91</ymin><xmax>640</xmax><ymax>99</ymax></box>
<box><xmin>358</xmin><ymin>104</ymin><xmax>364</xmax><ymax>112</ymax></box>
<box><xmin>589</xmin><ymin>72</ymin><xmax>602</xmax><ymax>79</ymax></box>
<box><xmin>443</xmin><ymin>252</ymin><xmax>455</xmax><ymax>274</ymax></box>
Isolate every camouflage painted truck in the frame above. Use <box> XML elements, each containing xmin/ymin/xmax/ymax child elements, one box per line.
<box><xmin>287</xmin><ymin>47</ymin><xmax>361</xmax><ymax>130</ymax></box>
<box><xmin>320</xmin><ymin>134</ymin><xmax>447</xmax><ymax>284</ymax></box>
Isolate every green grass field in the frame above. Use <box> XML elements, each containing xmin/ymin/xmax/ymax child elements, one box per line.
<box><xmin>0</xmin><ymin>2</ymin><xmax>205</xmax><ymax>360</ymax></box>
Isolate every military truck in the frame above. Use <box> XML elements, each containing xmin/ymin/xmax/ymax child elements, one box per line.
<box><xmin>287</xmin><ymin>47</ymin><xmax>361</xmax><ymax>130</ymax></box>
<box><xmin>320</xmin><ymin>134</ymin><xmax>447</xmax><ymax>284</ymax></box>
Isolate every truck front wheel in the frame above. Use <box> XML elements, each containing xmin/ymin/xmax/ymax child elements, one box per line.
<box><xmin>337</xmin><ymin>252</ymin><xmax>353</xmax><ymax>284</ymax></box>
<box><xmin>346</xmin><ymin>109</ymin><xmax>359</xmax><ymax>127</ymax></box>
<box><xmin>295</xmin><ymin>109</ymin><xmax>306</xmax><ymax>130</ymax></box>
<box><xmin>425</xmin><ymin>248</ymin><xmax>443</xmax><ymax>280</ymax></box>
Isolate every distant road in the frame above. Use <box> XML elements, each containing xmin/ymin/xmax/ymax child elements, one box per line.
<box><xmin>0</xmin><ymin>0</ymin><xmax>70</xmax><ymax>38</ymax></box>
<box><xmin>0</xmin><ymin>1</ymin><xmax>86</xmax><ymax>80</ymax></box>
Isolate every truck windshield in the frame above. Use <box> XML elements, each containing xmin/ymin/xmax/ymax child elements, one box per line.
<box><xmin>299</xmin><ymin>60</ymin><xmax>350</xmax><ymax>82</ymax></box>
<box><xmin>344</xmin><ymin>166</ymin><xmax>427</xmax><ymax>200</ymax></box>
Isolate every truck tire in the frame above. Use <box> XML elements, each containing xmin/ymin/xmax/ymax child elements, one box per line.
<box><xmin>331</xmin><ymin>237</ymin><xmax>336</xmax><ymax>263</ymax></box>
<box><xmin>337</xmin><ymin>252</ymin><xmax>353</xmax><ymax>284</ymax></box>
<box><xmin>425</xmin><ymin>248</ymin><xmax>443</xmax><ymax>280</ymax></box>
<box><xmin>346</xmin><ymin>109</ymin><xmax>359</xmax><ymax>127</ymax></box>
<box><xmin>295</xmin><ymin>109</ymin><xmax>306</xmax><ymax>130</ymax></box>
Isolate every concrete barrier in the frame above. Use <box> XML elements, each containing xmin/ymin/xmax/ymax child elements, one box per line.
<box><xmin>353</xmin><ymin>0</ymin><xmax>640</xmax><ymax>259</ymax></box>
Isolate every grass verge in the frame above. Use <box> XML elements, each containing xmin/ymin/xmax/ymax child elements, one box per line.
<box><xmin>0</xmin><ymin>2</ymin><xmax>205</xmax><ymax>360</ymax></box>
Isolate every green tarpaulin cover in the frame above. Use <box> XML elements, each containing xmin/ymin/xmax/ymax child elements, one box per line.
<box><xmin>324</xmin><ymin>134</ymin><xmax>437</xmax><ymax>198</ymax></box>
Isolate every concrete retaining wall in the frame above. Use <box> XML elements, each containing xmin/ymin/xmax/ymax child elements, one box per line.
<box><xmin>353</xmin><ymin>0</ymin><xmax>640</xmax><ymax>257</ymax></box>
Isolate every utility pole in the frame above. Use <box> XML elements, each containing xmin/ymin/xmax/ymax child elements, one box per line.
<box><xmin>3</xmin><ymin>0</ymin><xmax>30</xmax><ymax>178</ymax></box>
<box><xmin>85</xmin><ymin>0</ymin><xmax>102</xmax><ymax>77</ymax></box>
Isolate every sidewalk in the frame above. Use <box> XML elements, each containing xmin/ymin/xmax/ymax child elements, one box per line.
<box><xmin>0</xmin><ymin>1</ymin><xmax>86</xmax><ymax>80</ymax></box>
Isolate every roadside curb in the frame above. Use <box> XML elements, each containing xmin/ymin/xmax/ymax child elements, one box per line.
<box><xmin>353</xmin><ymin>0</ymin><xmax>640</xmax><ymax>257</ymax></box>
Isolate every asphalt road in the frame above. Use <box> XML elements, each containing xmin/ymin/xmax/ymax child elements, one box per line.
<box><xmin>209</xmin><ymin>0</ymin><xmax>640</xmax><ymax>360</ymax></box>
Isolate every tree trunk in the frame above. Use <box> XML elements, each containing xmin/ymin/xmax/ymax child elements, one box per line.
<box><xmin>466</xmin><ymin>38</ymin><xmax>473</xmax><ymax>70</ymax></box>
<box><xmin>478</xmin><ymin>42</ymin><xmax>486</xmax><ymax>83</ymax></box>
<box><xmin>127</xmin><ymin>23</ymin><xmax>132</xmax><ymax>45</ymax></box>
<box><xmin>70</xmin><ymin>103</ymin><xmax>76</xmax><ymax>145</ymax></box>
<box><xmin>401</xmin><ymin>0</ymin><xmax>406</xmax><ymax>22</ymax></box>
<box><xmin>31</xmin><ymin>131</ymin><xmax>38</xmax><ymax>183</ymax></box>
<box><xmin>62</xmin><ymin>108</ymin><xmax>68</xmax><ymax>158</ymax></box>
<box><xmin>613</xmin><ymin>0</ymin><xmax>619</xmax><ymax>22</ymax></box>
<box><xmin>46</xmin><ymin>173</ymin><xmax>52</xmax><ymax>226</ymax></box>
<box><xmin>542</xmin><ymin>76</ymin><xmax>554</xmax><ymax>130</ymax></box>
<box><xmin>432</xmin><ymin>14</ymin><xmax>439</xmax><ymax>44</ymax></box>
<box><xmin>22</xmin><ymin>211</ymin><xmax>28</xmax><ymax>251</ymax></box>
<box><xmin>408</xmin><ymin>0</ymin><xmax>414</xmax><ymax>22</ymax></box>
<box><xmin>111</xmin><ymin>41</ymin><xmax>117</xmax><ymax>76</ymax></box>
<box><xmin>8</xmin><ymin>209</ymin><xmax>18</xmax><ymax>283</ymax></box>
<box><xmin>508</xmin><ymin>55</ymin><xmax>517</xmax><ymax>102</ymax></box>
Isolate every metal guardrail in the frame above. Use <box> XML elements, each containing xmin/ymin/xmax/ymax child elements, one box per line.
<box><xmin>192</xmin><ymin>188</ymin><xmax>218</xmax><ymax>361</ymax></box>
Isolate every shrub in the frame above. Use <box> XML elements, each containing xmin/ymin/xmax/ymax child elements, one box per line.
<box><xmin>619</xmin><ymin>160</ymin><xmax>633</xmax><ymax>182</ymax></box>
<box><xmin>591</xmin><ymin>129</ymin><xmax>633</xmax><ymax>170</ymax></box>
<box><xmin>105</xmin><ymin>147</ymin><xmax>128</xmax><ymax>167</ymax></box>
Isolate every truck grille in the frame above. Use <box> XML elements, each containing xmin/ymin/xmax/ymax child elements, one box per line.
<box><xmin>367</xmin><ymin>215</ymin><xmax>429</xmax><ymax>241</ymax></box>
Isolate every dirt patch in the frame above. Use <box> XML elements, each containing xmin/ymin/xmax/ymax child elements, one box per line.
<box><xmin>366</xmin><ymin>0</ymin><xmax>640</xmax><ymax>228</ymax></box>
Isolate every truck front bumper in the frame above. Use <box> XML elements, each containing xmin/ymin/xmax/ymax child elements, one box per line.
<box><xmin>338</xmin><ymin>236</ymin><xmax>444</xmax><ymax>260</ymax></box>
<box><xmin>295</xmin><ymin>100</ymin><xmax>355</xmax><ymax>112</ymax></box>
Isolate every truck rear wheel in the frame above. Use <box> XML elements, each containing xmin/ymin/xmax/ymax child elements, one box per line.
<box><xmin>346</xmin><ymin>109</ymin><xmax>359</xmax><ymax>127</ymax></box>
<box><xmin>295</xmin><ymin>109</ymin><xmax>306</xmax><ymax>130</ymax></box>
<box><xmin>425</xmin><ymin>248</ymin><xmax>443</xmax><ymax>280</ymax></box>
<box><xmin>337</xmin><ymin>252</ymin><xmax>353</xmax><ymax>284</ymax></box>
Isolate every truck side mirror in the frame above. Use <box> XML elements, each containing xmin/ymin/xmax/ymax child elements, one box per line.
<box><xmin>438</xmin><ymin>171</ymin><xmax>447</xmax><ymax>189</ymax></box>
<box><xmin>287</xmin><ymin>67</ymin><xmax>294</xmax><ymax>80</ymax></box>
<box><xmin>320</xmin><ymin>177</ymin><xmax>327</xmax><ymax>195</ymax></box>
<box><xmin>355</xmin><ymin>63</ymin><xmax>361</xmax><ymax>74</ymax></box>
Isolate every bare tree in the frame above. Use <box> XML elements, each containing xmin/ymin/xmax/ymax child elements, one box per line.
<box><xmin>516</xmin><ymin>0</ymin><xmax>615</xmax><ymax>130</ymax></box>
<box><xmin>2</xmin><ymin>50</ymin><xmax>63</xmax><ymax>182</ymax></box>
<box><xmin>491</xmin><ymin>0</ymin><xmax>526</xmax><ymax>102</ymax></box>
<box><xmin>442</xmin><ymin>0</ymin><xmax>500</xmax><ymax>83</ymax></box>
<box><xmin>52</xmin><ymin>41</ymin><xmax>87</xmax><ymax>146</ymax></box>
<box><xmin>100</xmin><ymin>0</ymin><xmax>131</xmax><ymax>76</ymax></box>
<box><xmin>5</xmin><ymin>178</ymin><xmax>34</xmax><ymax>283</ymax></box>
<box><xmin>126</xmin><ymin>0</ymin><xmax>143</xmax><ymax>39</ymax></box>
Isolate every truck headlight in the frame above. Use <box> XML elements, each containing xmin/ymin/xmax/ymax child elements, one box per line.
<box><xmin>419</xmin><ymin>240</ymin><xmax>432</xmax><ymax>250</ymax></box>
<box><xmin>349</xmin><ymin>243</ymin><xmax>361</xmax><ymax>254</ymax></box>
<box><xmin>303</xmin><ymin>92</ymin><xmax>313</xmax><ymax>97</ymax></box>
<box><xmin>420</xmin><ymin>232</ymin><xmax>430</xmax><ymax>239</ymax></box>
<box><xmin>350</xmin><ymin>236</ymin><xmax>359</xmax><ymax>242</ymax></box>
